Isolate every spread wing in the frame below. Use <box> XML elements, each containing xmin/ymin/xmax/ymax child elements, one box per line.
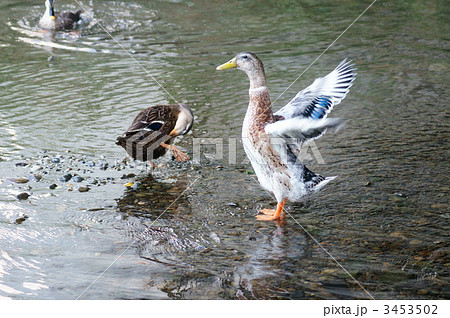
<box><xmin>265</xmin><ymin>117</ymin><xmax>344</xmax><ymax>143</ymax></box>
<box><xmin>265</xmin><ymin>60</ymin><xmax>355</xmax><ymax>157</ymax></box>
<box><xmin>275</xmin><ymin>59</ymin><xmax>356</xmax><ymax>120</ymax></box>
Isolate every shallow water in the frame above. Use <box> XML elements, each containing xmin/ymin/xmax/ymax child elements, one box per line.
<box><xmin>0</xmin><ymin>0</ymin><xmax>448</xmax><ymax>299</ymax></box>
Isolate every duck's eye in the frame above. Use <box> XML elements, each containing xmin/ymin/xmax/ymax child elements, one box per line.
<box><xmin>242</xmin><ymin>55</ymin><xmax>248</xmax><ymax>59</ymax></box>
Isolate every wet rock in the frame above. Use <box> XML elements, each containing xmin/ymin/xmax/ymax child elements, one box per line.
<box><xmin>226</xmin><ymin>202</ymin><xmax>239</xmax><ymax>208</ymax></box>
<box><xmin>12</xmin><ymin>177</ymin><xmax>29</xmax><ymax>184</ymax></box>
<box><xmin>99</xmin><ymin>162</ymin><xmax>109</xmax><ymax>170</ymax></box>
<box><xmin>16</xmin><ymin>192</ymin><xmax>30</xmax><ymax>200</ymax></box>
<box><xmin>86</xmin><ymin>161</ymin><xmax>95</xmax><ymax>167</ymax></box>
<box><xmin>27</xmin><ymin>174</ymin><xmax>43</xmax><ymax>182</ymax></box>
<box><xmin>51</xmin><ymin>157</ymin><xmax>61</xmax><ymax>163</ymax></box>
<box><xmin>364</xmin><ymin>181</ymin><xmax>371</xmax><ymax>187</ymax></box>
<box><xmin>30</xmin><ymin>166</ymin><xmax>43</xmax><ymax>173</ymax></box>
<box><xmin>78</xmin><ymin>186</ymin><xmax>90</xmax><ymax>193</ymax></box>
<box><xmin>49</xmin><ymin>183</ymin><xmax>58</xmax><ymax>190</ymax></box>
<box><xmin>389</xmin><ymin>231</ymin><xmax>407</xmax><ymax>239</ymax></box>
<box><xmin>209</xmin><ymin>232</ymin><xmax>221</xmax><ymax>244</ymax></box>
<box><xmin>409</xmin><ymin>239</ymin><xmax>422</xmax><ymax>246</ymax></box>
<box><xmin>394</xmin><ymin>192</ymin><xmax>407</xmax><ymax>197</ymax></box>
<box><xmin>15</xmin><ymin>162</ymin><xmax>28</xmax><ymax>167</ymax></box>
<box><xmin>322</xmin><ymin>268</ymin><xmax>338</xmax><ymax>274</ymax></box>
<box><xmin>72</xmin><ymin>175</ymin><xmax>84</xmax><ymax>182</ymax></box>
<box><xmin>60</xmin><ymin>174</ymin><xmax>72</xmax><ymax>182</ymax></box>
<box><xmin>121</xmin><ymin>173</ymin><xmax>136</xmax><ymax>179</ymax></box>
<box><xmin>417</xmin><ymin>289</ymin><xmax>429</xmax><ymax>295</ymax></box>
<box><xmin>15</xmin><ymin>215</ymin><xmax>28</xmax><ymax>224</ymax></box>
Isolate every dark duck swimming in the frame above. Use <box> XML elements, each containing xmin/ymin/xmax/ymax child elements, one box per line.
<box><xmin>38</xmin><ymin>0</ymin><xmax>83</xmax><ymax>30</ymax></box>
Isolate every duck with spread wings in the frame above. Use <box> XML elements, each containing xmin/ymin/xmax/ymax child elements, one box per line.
<box><xmin>217</xmin><ymin>52</ymin><xmax>356</xmax><ymax>221</ymax></box>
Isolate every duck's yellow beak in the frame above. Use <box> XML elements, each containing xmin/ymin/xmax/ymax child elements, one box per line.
<box><xmin>216</xmin><ymin>57</ymin><xmax>237</xmax><ymax>71</ymax></box>
<box><xmin>169</xmin><ymin>129</ymin><xmax>179</xmax><ymax>136</ymax></box>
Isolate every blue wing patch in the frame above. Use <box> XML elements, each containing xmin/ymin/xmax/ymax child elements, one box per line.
<box><xmin>303</xmin><ymin>96</ymin><xmax>333</xmax><ymax>119</ymax></box>
<box><xmin>146</xmin><ymin>121</ymin><xmax>164</xmax><ymax>131</ymax></box>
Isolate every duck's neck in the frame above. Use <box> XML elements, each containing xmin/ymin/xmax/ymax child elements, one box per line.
<box><xmin>40</xmin><ymin>2</ymin><xmax>55</xmax><ymax>25</ymax></box>
<box><xmin>246</xmin><ymin>68</ymin><xmax>267</xmax><ymax>90</ymax></box>
<box><xmin>243</xmin><ymin>85</ymin><xmax>273</xmax><ymax>133</ymax></box>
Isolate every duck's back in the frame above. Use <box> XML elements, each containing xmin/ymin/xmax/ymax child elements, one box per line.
<box><xmin>56</xmin><ymin>10</ymin><xmax>83</xmax><ymax>30</ymax></box>
<box><xmin>116</xmin><ymin>105</ymin><xmax>179</xmax><ymax>161</ymax></box>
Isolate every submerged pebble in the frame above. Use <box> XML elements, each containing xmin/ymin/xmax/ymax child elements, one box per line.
<box><xmin>28</xmin><ymin>174</ymin><xmax>42</xmax><ymax>182</ymax></box>
<box><xmin>78</xmin><ymin>186</ymin><xmax>90</xmax><ymax>192</ymax></box>
<box><xmin>49</xmin><ymin>183</ymin><xmax>57</xmax><ymax>189</ymax></box>
<box><xmin>86</xmin><ymin>161</ymin><xmax>95</xmax><ymax>167</ymax></box>
<box><xmin>417</xmin><ymin>289</ymin><xmax>429</xmax><ymax>295</ymax></box>
<box><xmin>15</xmin><ymin>215</ymin><xmax>29</xmax><ymax>224</ymax></box>
<box><xmin>16</xmin><ymin>192</ymin><xmax>30</xmax><ymax>200</ymax></box>
<box><xmin>72</xmin><ymin>175</ymin><xmax>84</xmax><ymax>182</ymax></box>
<box><xmin>121</xmin><ymin>173</ymin><xmax>136</xmax><ymax>179</ymax></box>
<box><xmin>12</xmin><ymin>177</ymin><xmax>29</xmax><ymax>184</ymax></box>
<box><xmin>60</xmin><ymin>174</ymin><xmax>72</xmax><ymax>182</ymax></box>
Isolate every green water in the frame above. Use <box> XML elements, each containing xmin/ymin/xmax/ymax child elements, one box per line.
<box><xmin>0</xmin><ymin>0</ymin><xmax>448</xmax><ymax>299</ymax></box>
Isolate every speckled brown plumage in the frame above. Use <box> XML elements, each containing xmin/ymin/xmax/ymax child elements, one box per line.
<box><xmin>246</xmin><ymin>88</ymin><xmax>290</xmax><ymax>174</ymax></box>
<box><xmin>116</xmin><ymin>104</ymin><xmax>191</xmax><ymax>161</ymax></box>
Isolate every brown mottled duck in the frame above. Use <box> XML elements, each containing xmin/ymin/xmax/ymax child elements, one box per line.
<box><xmin>217</xmin><ymin>52</ymin><xmax>356</xmax><ymax>221</ymax></box>
<box><xmin>116</xmin><ymin>104</ymin><xmax>193</xmax><ymax>162</ymax></box>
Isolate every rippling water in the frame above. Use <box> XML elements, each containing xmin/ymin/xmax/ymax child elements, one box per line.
<box><xmin>0</xmin><ymin>0</ymin><xmax>448</xmax><ymax>299</ymax></box>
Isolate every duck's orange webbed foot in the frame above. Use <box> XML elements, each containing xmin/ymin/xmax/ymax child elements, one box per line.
<box><xmin>160</xmin><ymin>143</ymin><xmax>189</xmax><ymax>162</ymax></box>
<box><xmin>256</xmin><ymin>210</ymin><xmax>282</xmax><ymax>221</ymax></box>
<box><xmin>256</xmin><ymin>199</ymin><xmax>287</xmax><ymax>221</ymax></box>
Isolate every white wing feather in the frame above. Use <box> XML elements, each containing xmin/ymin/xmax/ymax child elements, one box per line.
<box><xmin>275</xmin><ymin>59</ymin><xmax>357</xmax><ymax>120</ymax></box>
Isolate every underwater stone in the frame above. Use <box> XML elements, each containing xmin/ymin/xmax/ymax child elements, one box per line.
<box><xmin>16</xmin><ymin>193</ymin><xmax>30</xmax><ymax>200</ymax></box>
<box><xmin>12</xmin><ymin>177</ymin><xmax>29</xmax><ymax>184</ymax></box>
<box><xmin>78</xmin><ymin>186</ymin><xmax>90</xmax><ymax>193</ymax></box>
<box><xmin>72</xmin><ymin>175</ymin><xmax>84</xmax><ymax>182</ymax></box>
<box><xmin>60</xmin><ymin>174</ymin><xmax>72</xmax><ymax>182</ymax></box>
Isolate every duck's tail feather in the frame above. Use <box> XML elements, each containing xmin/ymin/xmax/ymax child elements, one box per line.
<box><xmin>303</xmin><ymin>166</ymin><xmax>337</xmax><ymax>192</ymax></box>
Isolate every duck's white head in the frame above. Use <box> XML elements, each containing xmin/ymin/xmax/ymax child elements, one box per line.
<box><xmin>216</xmin><ymin>52</ymin><xmax>266</xmax><ymax>89</ymax></box>
<box><xmin>169</xmin><ymin>104</ymin><xmax>194</xmax><ymax>136</ymax></box>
